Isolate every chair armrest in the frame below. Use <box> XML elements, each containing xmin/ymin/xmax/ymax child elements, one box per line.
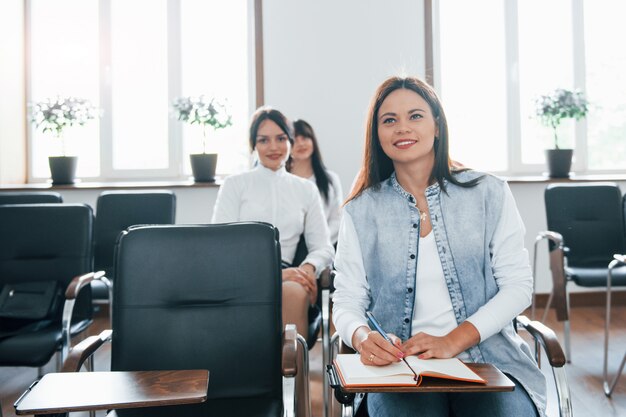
<box><xmin>65</xmin><ymin>270</ymin><xmax>107</xmax><ymax>299</ymax></box>
<box><xmin>335</xmin><ymin>334</ymin><xmax>356</xmax><ymax>355</ymax></box>
<box><xmin>62</xmin><ymin>330</ymin><xmax>112</xmax><ymax>372</ymax></box>
<box><xmin>282</xmin><ymin>324</ymin><xmax>298</xmax><ymax>377</ymax></box>
<box><xmin>61</xmin><ymin>271</ymin><xmax>107</xmax><ymax>362</ymax></box>
<box><xmin>516</xmin><ymin>315</ymin><xmax>566</xmax><ymax>367</ymax></box>
<box><xmin>318</xmin><ymin>268</ymin><xmax>332</xmax><ymax>290</ymax></box>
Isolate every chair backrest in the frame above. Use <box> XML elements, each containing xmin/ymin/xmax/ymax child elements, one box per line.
<box><xmin>0</xmin><ymin>204</ymin><xmax>94</xmax><ymax>324</ymax></box>
<box><xmin>111</xmin><ymin>222</ymin><xmax>283</xmax><ymax>402</ymax></box>
<box><xmin>0</xmin><ymin>191</ymin><xmax>62</xmax><ymax>205</ymax></box>
<box><xmin>545</xmin><ymin>183</ymin><xmax>626</xmax><ymax>268</ymax></box>
<box><xmin>94</xmin><ymin>190</ymin><xmax>176</xmax><ymax>274</ymax></box>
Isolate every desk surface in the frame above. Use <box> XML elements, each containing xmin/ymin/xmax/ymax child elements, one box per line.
<box><xmin>14</xmin><ymin>370</ymin><xmax>209</xmax><ymax>415</ymax></box>
<box><xmin>331</xmin><ymin>363</ymin><xmax>515</xmax><ymax>393</ymax></box>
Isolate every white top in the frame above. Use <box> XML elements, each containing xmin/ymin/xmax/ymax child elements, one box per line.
<box><xmin>333</xmin><ymin>188</ymin><xmax>533</xmax><ymax>349</ymax></box>
<box><xmin>211</xmin><ymin>164</ymin><xmax>334</xmax><ymax>274</ymax></box>
<box><xmin>307</xmin><ymin>170</ymin><xmax>343</xmax><ymax>244</ymax></box>
<box><xmin>412</xmin><ymin>232</ymin><xmax>470</xmax><ymax>360</ymax></box>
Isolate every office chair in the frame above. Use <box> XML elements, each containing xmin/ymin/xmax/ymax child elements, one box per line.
<box><xmin>0</xmin><ymin>204</ymin><xmax>105</xmax><ymax>375</ymax></box>
<box><xmin>0</xmin><ymin>191</ymin><xmax>62</xmax><ymax>204</ymax></box>
<box><xmin>91</xmin><ymin>190</ymin><xmax>176</xmax><ymax>304</ymax></box>
<box><xmin>533</xmin><ymin>183</ymin><xmax>626</xmax><ymax>361</ymax></box>
<box><xmin>61</xmin><ymin>222</ymin><xmax>308</xmax><ymax>417</ymax></box>
<box><xmin>327</xmin><ymin>315</ymin><xmax>571</xmax><ymax>417</ymax></box>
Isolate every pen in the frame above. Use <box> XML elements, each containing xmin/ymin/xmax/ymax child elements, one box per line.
<box><xmin>366</xmin><ymin>311</ymin><xmax>418</xmax><ymax>380</ymax></box>
<box><xmin>366</xmin><ymin>311</ymin><xmax>394</xmax><ymax>344</ymax></box>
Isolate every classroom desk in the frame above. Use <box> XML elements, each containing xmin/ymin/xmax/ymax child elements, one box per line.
<box><xmin>14</xmin><ymin>370</ymin><xmax>209</xmax><ymax>415</ymax></box>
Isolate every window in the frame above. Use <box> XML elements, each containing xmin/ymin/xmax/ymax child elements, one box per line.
<box><xmin>435</xmin><ymin>0</ymin><xmax>626</xmax><ymax>175</ymax></box>
<box><xmin>27</xmin><ymin>0</ymin><xmax>252</xmax><ymax>182</ymax></box>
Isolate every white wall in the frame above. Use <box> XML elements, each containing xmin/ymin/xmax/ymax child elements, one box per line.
<box><xmin>263</xmin><ymin>0</ymin><xmax>425</xmax><ymax>194</ymax></box>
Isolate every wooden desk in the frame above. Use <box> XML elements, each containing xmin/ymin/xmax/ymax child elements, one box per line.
<box><xmin>14</xmin><ymin>370</ymin><xmax>209</xmax><ymax>415</ymax></box>
<box><xmin>329</xmin><ymin>363</ymin><xmax>514</xmax><ymax>393</ymax></box>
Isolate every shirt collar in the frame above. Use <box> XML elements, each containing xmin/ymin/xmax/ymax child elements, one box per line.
<box><xmin>389</xmin><ymin>171</ymin><xmax>443</xmax><ymax>201</ymax></box>
<box><xmin>254</xmin><ymin>162</ymin><xmax>288</xmax><ymax>177</ymax></box>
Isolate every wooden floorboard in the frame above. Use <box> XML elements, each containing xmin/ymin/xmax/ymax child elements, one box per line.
<box><xmin>2</xmin><ymin>305</ymin><xmax>626</xmax><ymax>417</ymax></box>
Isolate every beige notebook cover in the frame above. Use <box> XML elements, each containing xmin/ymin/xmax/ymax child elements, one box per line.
<box><xmin>334</xmin><ymin>354</ymin><xmax>486</xmax><ymax>387</ymax></box>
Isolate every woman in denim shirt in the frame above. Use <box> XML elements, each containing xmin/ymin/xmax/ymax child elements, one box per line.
<box><xmin>332</xmin><ymin>76</ymin><xmax>546</xmax><ymax>416</ymax></box>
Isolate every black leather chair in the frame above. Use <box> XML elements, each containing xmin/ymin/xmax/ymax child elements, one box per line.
<box><xmin>0</xmin><ymin>204</ymin><xmax>103</xmax><ymax>375</ymax></box>
<box><xmin>91</xmin><ymin>190</ymin><xmax>176</xmax><ymax>302</ymax></box>
<box><xmin>63</xmin><ymin>222</ymin><xmax>308</xmax><ymax>417</ymax></box>
<box><xmin>533</xmin><ymin>183</ymin><xmax>626</xmax><ymax>361</ymax></box>
<box><xmin>0</xmin><ymin>191</ymin><xmax>62</xmax><ymax>204</ymax></box>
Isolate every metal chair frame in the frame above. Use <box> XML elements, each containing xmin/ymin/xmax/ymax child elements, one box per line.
<box><xmin>603</xmin><ymin>254</ymin><xmax>626</xmax><ymax>397</ymax></box>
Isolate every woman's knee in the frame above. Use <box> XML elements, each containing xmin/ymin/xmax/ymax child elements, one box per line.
<box><xmin>282</xmin><ymin>281</ymin><xmax>309</xmax><ymax>305</ymax></box>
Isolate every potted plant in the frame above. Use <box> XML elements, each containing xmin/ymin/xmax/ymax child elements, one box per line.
<box><xmin>535</xmin><ymin>88</ymin><xmax>588</xmax><ymax>178</ymax></box>
<box><xmin>29</xmin><ymin>96</ymin><xmax>98</xmax><ymax>184</ymax></box>
<box><xmin>172</xmin><ymin>96</ymin><xmax>232</xmax><ymax>182</ymax></box>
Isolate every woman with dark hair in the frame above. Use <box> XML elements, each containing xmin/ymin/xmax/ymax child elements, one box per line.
<box><xmin>332</xmin><ymin>76</ymin><xmax>546</xmax><ymax>416</ymax></box>
<box><xmin>212</xmin><ymin>106</ymin><xmax>334</xmax><ymax>336</ymax></box>
<box><xmin>288</xmin><ymin>119</ymin><xmax>343</xmax><ymax>244</ymax></box>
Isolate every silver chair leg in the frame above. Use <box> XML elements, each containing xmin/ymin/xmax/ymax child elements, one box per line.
<box><xmin>341</xmin><ymin>404</ymin><xmax>355</xmax><ymax>417</ymax></box>
<box><xmin>563</xmin><ymin>288</ymin><xmax>571</xmax><ymax>363</ymax></box>
<box><xmin>322</xmin><ymin>289</ymin><xmax>331</xmax><ymax>417</ymax></box>
<box><xmin>296</xmin><ymin>334</ymin><xmax>311</xmax><ymax>417</ymax></box>
<box><xmin>553</xmin><ymin>367</ymin><xmax>573</xmax><ymax>417</ymax></box>
<box><xmin>603</xmin><ymin>258</ymin><xmax>626</xmax><ymax>396</ymax></box>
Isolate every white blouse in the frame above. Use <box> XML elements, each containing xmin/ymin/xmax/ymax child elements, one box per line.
<box><xmin>307</xmin><ymin>170</ymin><xmax>343</xmax><ymax>244</ymax></box>
<box><xmin>211</xmin><ymin>164</ymin><xmax>334</xmax><ymax>274</ymax></box>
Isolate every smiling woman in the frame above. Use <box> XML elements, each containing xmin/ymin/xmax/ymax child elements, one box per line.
<box><xmin>211</xmin><ymin>107</ymin><xmax>334</xmax><ymax>339</ymax></box>
<box><xmin>333</xmin><ymin>75</ymin><xmax>546</xmax><ymax>417</ymax></box>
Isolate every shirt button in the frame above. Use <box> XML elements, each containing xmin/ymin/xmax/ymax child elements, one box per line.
<box><xmin>409</xmin><ymin>197</ymin><xmax>415</xmax><ymax>203</ymax></box>
<box><xmin>412</xmin><ymin>223</ymin><xmax>418</xmax><ymax>228</ymax></box>
<box><xmin>407</xmin><ymin>288</ymin><xmax>413</xmax><ymax>293</ymax></box>
<box><xmin>410</xmin><ymin>254</ymin><xmax>415</xmax><ymax>259</ymax></box>
<box><xmin>404</xmin><ymin>318</ymin><xmax>410</xmax><ymax>323</ymax></box>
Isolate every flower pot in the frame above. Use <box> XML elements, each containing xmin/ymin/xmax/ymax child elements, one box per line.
<box><xmin>48</xmin><ymin>156</ymin><xmax>78</xmax><ymax>185</ymax></box>
<box><xmin>190</xmin><ymin>153</ymin><xmax>217</xmax><ymax>182</ymax></box>
<box><xmin>545</xmin><ymin>149</ymin><xmax>573</xmax><ymax>178</ymax></box>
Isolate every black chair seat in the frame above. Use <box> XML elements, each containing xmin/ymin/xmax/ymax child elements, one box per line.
<box><xmin>111</xmin><ymin>397</ymin><xmax>282</xmax><ymax>417</ymax></box>
<box><xmin>0</xmin><ymin>319</ymin><xmax>91</xmax><ymax>367</ymax></box>
<box><xmin>567</xmin><ymin>265</ymin><xmax>626</xmax><ymax>287</ymax></box>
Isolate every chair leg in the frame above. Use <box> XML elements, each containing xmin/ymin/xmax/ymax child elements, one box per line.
<box><xmin>296</xmin><ymin>334</ymin><xmax>311</xmax><ymax>417</ymax></box>
<box><xmin>322</xmin><ymin>289</ymin><xmax>331</xmax><ymax>417</ymax></box>
<box><xmin>564</xmin><ymin>289</ymin><xmax>571</xmax><ymax>363</ymax></box>
<box><xmin>603</xmin><ymin>259</ymin><xmax>626</xmax><ymax>396</ymax></box>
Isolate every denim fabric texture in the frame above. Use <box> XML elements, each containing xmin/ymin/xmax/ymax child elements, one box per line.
<box><xmin>344</xmin><ymin>170</ymin><xmax>547</xmax><ymax>416</ymax></box>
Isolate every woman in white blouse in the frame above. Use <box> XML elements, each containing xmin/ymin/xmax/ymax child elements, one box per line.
<box><xmin>212</xmin><ymin>107</ymin><xmax>334</xmax><ymax>337</ymax></box>
<box><xmin>288</xmin><ymin>119</ymin><xmax>343</xmax><ymax>245</ymax></box>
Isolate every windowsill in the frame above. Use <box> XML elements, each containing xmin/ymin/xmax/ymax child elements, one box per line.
<box><xmin>2</xmin><ymin>172</ymin><xmax>626</xmax><ymax>191</ymax></box>
<box><xmin>501</xmin><ymin>173</ymin><xmax>626</xmax><ymax>183</ymax></box>
<box><xmin>0</xmin><ymin>178</ymin><xmax>224</xmax><ymax>191</ymax></box>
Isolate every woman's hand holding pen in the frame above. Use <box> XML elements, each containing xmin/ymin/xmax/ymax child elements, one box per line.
<box><xmin>352</xmin><ymin>326</ymin><xmax>405</xmax><ymax>366</ymax></box>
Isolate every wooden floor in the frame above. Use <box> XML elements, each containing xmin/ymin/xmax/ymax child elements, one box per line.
<box><xmin>2</xmin><ymin>304</ymin><xmax>626</xmax><ymax>417</ymax></box>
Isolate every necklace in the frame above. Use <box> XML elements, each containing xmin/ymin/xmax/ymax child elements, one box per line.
<box><xmin>418</xmin><ymin>208</ymin><xmax>428</xmax><ymax>223</ymax></box>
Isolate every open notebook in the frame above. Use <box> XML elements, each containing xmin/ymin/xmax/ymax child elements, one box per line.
<box><xmin>334</xmin><ymin>354</ymin><xmax>486</xmax><ymax>387</ymax></box>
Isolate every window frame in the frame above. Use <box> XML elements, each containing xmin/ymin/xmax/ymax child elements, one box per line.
<box><xmin>25</xmin><ymin>0</ymin><xmax>258</xmax><ymax>183</ymax></box>
<box><xmin>431</xmin><ymin>0</ymin><xmax>621</xmax><ymax>176</ymax></box>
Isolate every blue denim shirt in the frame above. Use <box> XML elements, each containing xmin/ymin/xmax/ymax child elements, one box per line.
<box><xmin>344</xmin><ymin>170</ymin><xmax>547</xmax><ymax>416</ymax></box>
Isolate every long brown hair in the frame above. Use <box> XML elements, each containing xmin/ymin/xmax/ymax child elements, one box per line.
<box><xmin>288</xmin><ymin>119</ymin><xmax>332</xmax><ymax>203</ymax></box>
<box><xmin>347</xmin><ymin>76</ymin><xmax>480</xmax><ymax>203</ymax></box>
